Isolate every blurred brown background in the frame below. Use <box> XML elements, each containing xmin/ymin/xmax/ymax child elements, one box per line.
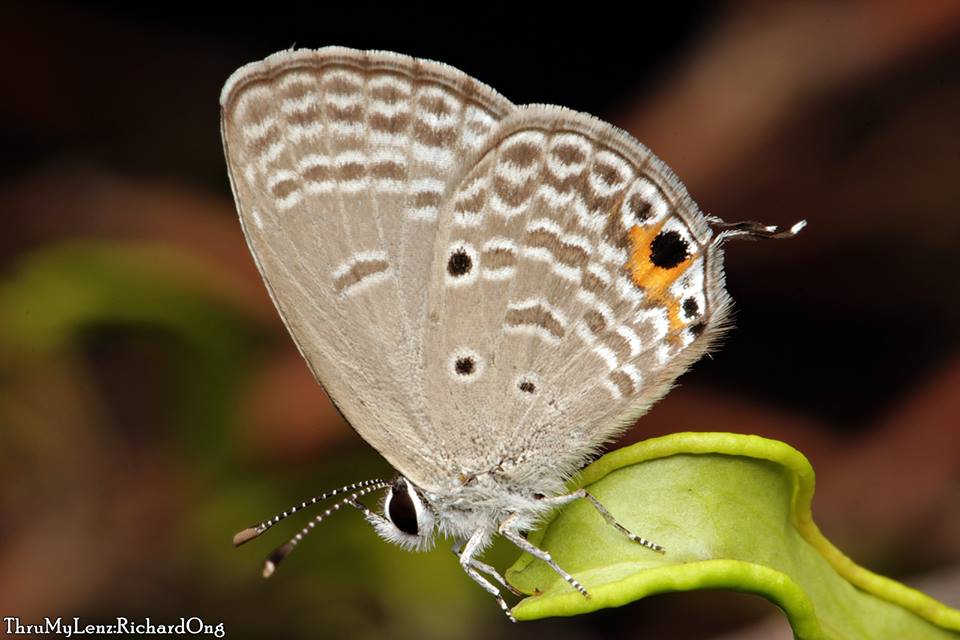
<box><xmin>1</xmin><ymin>1</ymin><xmax>959</xmax><ymax>638</ymax></box>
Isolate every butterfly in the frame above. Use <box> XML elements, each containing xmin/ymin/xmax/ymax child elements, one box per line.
<box><xmin>220</xmin><ymin>46</ymin><xmax>803</xmax><ymax>620</ymax></box>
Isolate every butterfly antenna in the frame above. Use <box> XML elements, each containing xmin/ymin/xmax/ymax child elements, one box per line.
<box><xmin>261</xmin><ymin>480</ymin><xmax>390</xmax><ymax>578</ymax></box>
<box><xmin>709</xmin><ymin>218</ymin><xmax>807</xmax><ymax>243</ymax></box>
<box><xmin>232</xmin><ymin>478</ymin><xmax>387</xmax><ymax>547</ymax></box>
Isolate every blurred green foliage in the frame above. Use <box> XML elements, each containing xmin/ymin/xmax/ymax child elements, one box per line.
<box><xmin>0</xmin><ymin>242</ymin><xmax>506</xmax><ymax>639</ymax></box>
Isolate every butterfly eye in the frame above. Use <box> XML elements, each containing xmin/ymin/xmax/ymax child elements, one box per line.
<box><xmin>373</xmin><ymin>477</ymin><xmax>437</xmax><ymax>551</ymax></box>
<box><xmin>385</xmin><ymin>478</ymin><xmax>421</xmax><ymax>536</ymax></box>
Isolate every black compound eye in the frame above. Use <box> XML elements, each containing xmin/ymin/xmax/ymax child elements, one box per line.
<box><xmin>387</xmin><ymin>479</ymin><xmax>419</xmax><ymax>536</ymax></box>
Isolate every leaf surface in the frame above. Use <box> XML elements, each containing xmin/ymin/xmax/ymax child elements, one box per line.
<box><xmin>506</xmin><ymin>433</ymin><xmax>960</xmax><ymax>639</ymax></box>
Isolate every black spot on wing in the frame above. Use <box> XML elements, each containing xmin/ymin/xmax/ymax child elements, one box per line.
<box><xmin>455</xmin><ymin>357</ymin><xmax>475</xmax><ymax>375</ymax></box>
<box><xmin>650</xmin><ymin>230</ymin><xmax>689</xmax><ymax>269</ymax></box>
<box><xmin>447</xmin><ymin>249</ymin><xmax>472</xmax><ymax>276</ymax></box>
<box><xmin>683</xmin><ymin>297</ymin><xmax>700</xmax><ymax>319</ymax></box>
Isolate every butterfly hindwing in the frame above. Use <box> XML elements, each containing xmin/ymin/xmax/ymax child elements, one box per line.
<box><xmin>423</xmin><ymin>106</ymin><xmax>731</xmax><ymax>483</ymax></box>
<box><xmin>220</xmin><ymin>48</ymin><xmax>515</xmax><ymax>487</ymax></box>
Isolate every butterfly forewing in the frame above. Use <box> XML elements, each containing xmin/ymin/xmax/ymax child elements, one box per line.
<box><xmin>423</xmin><ymin>107</ymin><xmax>730</xmax><ymax>482</ymax></box>
<box><xmin>220</xmin><ymin>48</ymin><xmax>515</xmax><ymax>488</ymax></box>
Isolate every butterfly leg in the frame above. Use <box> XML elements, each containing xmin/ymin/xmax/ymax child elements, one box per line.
<box><xmin>539</xmin><ymin>490</ymin><xmax>666</xmax><ymax>553</ymax></box>
<box><xmin>451</xmin><ymin>540</ymin><xmax>523</xmax><ymax>597</ymax></box>
<box><xmin>498</xmin><ymin>513</ymin><xmax>589</xmax><ymax>598</ymax></box>
<box><xmin>458</xmin><ymin>529</ymin><xmax>516</xmax><ymax>622</ymax></box>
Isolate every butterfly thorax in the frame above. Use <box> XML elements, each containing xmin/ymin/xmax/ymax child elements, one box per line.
<box><xmin>423</xmin><ymin>466</ymin><xmax>567</xmax><ymax>543</ymax></box>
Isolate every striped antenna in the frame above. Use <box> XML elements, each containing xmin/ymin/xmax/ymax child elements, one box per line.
<box><xmin>262</xmin><ymin>480</ymin><xmax>390</xmax><ymax>577</ymax></box>
<box><xmin>233</xmin><ymin>478</ymin><xmax>387</xmax><ymax>547</ymax></box>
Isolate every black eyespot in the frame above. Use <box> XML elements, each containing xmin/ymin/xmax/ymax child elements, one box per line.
<box><xmin>682</xmin><ymin>297</ymin><xmax>700</xmax><ymax>319</ymax></box>
<box><xmin>447</xmin><ymin>249</ymin><xmax>472</xmax><ymax>276</ymax></box>
<box><xmin>387</xmin><ymin>479</ymin><xmax>419</xmax><ymax>536</ymax></box>
<box><xmin>455</xmin><ymin>357</ymin><xmax>475</xmax><ymax>375</ymax></box>
<box><xmin>649</xmin><ymin>230</ymin><xmax>689</xmax><ymax>269</ymax></box>
<box><xmin>690</xmin><ymin>321</ymin><xmax>705</xmax><ymax>337</ymax></box>
<box><xmin>519</xmin><ymin>380</ymin><xmax>536</xmax><ymax>394</ymax></box>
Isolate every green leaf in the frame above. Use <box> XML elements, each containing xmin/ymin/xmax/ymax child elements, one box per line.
<box><xmin>506</xmin><ymin>432</ymin><xmax>960</xmax><ymax>639</ymax></box>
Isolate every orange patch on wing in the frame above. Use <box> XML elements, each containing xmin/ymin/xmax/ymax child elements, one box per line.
<box><xmin>627</xmin><ymin>224</ymin><xmax>698</xmax><ymax>334</ymax></box>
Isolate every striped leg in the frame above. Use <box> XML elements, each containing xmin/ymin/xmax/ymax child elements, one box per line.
<box><xmin>452</xmin><ymin>540</ymin><xmax>523</xmax><ymax>597</ymax></box>
<box><xmin>498</xmin><ymin>513</ymin><xmax>589</xmax><ymax>598</ymax></box>
<box><xmin>458</xmin><ymin>529</ymin><xmax>516</xmax><ymax>622</ymax></box>
<box><xmin>539</xmin><ymin>489</ymin><xmax>665</xmax><ymax>553</ymax></box>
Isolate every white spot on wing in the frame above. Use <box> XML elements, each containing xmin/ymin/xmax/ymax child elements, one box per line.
<box><xmin>341</xmin><ymin>270</ymin><xmax>392</xmax><ymax>298</ymax></box>
<box><xmin>615</xmin><ymin>325</ymin><xmax>642</xmax><ymax>356</ymax></box>
<box><xmin>412</xmin><ymin>143</ymin><xmax>454</xmax><ymax>171</ymax></box>
<box><xmin>589</xmin><ymin>150</ymin><xmax>632</xmax><ymax>196</ymax></box>
<box><xmin>278</xmin><ymin>71</ymin><xmax>317</xmax><ymax>91</ymax></box>
<box><xmin>325</xmin><ymin>91</ymin><xmax>363</xmax><ymax>109</ymax></box>
<box><xmin>462</xmin><ymin>106</ymin><xmax>497</xmax><ymax>151</ymax></box>
<box><xmin>615</xmin><ymin>275</ymin><xmax>645</xmax><ymax>305</ymax></box>
<box><xmin>619</xmin><ymin>363</ymin><xmax>643</xmax><ymax>387</ymax></box>
<box><xmin>571</xmin><ymin>195</ymin><xmax>606</xmax><ymax>232</ymax></box>
<box><xmin>521</xmin><ymin>247</ymin><xmax>581</xmax><ymax>282</ymax></box>
<box><xmin>574</xmin><ymin>321</ymin><xmax>619</xmax><ymax>370</ymax></box>
<box><xmin>243</xmin><ymin>115</ymin><xmax>278</xmax><ymax>143</ymax></box>
<box><xmin>281</xmin><ymin>93</ymin><xmax>318</xmax><ymax>116</ymax></box>
<box><xmin>332</xmin><ymin>250</ymin><xmax>389</xmax><ymax>279</ymax></box>
<box><xmin>602</xmin><ymin>379</ymin><xmax>622</xmax><ymax>400</ymax></box>
<box><xmin>536</xmin><ymin>183</ymin><xmax>574</xmax><ymax>209</ymax></box>
<box><xmin>546</xmin><ymin>133</ymin><xmax>590</xmax><ymax>178</ymax></box>
<box><xmin>586</xmin><ymin>262</ymin><xmax>612</xmax><ymax>285</ymax></box>
<box><xmin>482</xmin><ymin>267</ymin><xmax>515</xmax><ymax>281</ymax></box>
<box><xmin>637</xmin><ymin>306</ymin><xmax>669</xmax><ymax>342</ymax></box>
<box><xmin>334</xmin><ymin>151</ymin><xmax>369</xmax><ymax>193</ymax></box>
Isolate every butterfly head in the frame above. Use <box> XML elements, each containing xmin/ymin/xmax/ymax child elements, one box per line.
<box><xmin>373</xmin><ymin>476</ymin><xmax>438</xmax><ymax>552</ymax></box>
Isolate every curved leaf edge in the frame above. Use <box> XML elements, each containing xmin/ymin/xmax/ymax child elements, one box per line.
<box><xmin>507</xmin><ymin>432</ymin><xmax>960</xmax><ymax>631</ymax></box>
<box><xmin>515</xmin><ymin>557</ymin><xmax>821</xmax><ymax>637</ymax></box>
